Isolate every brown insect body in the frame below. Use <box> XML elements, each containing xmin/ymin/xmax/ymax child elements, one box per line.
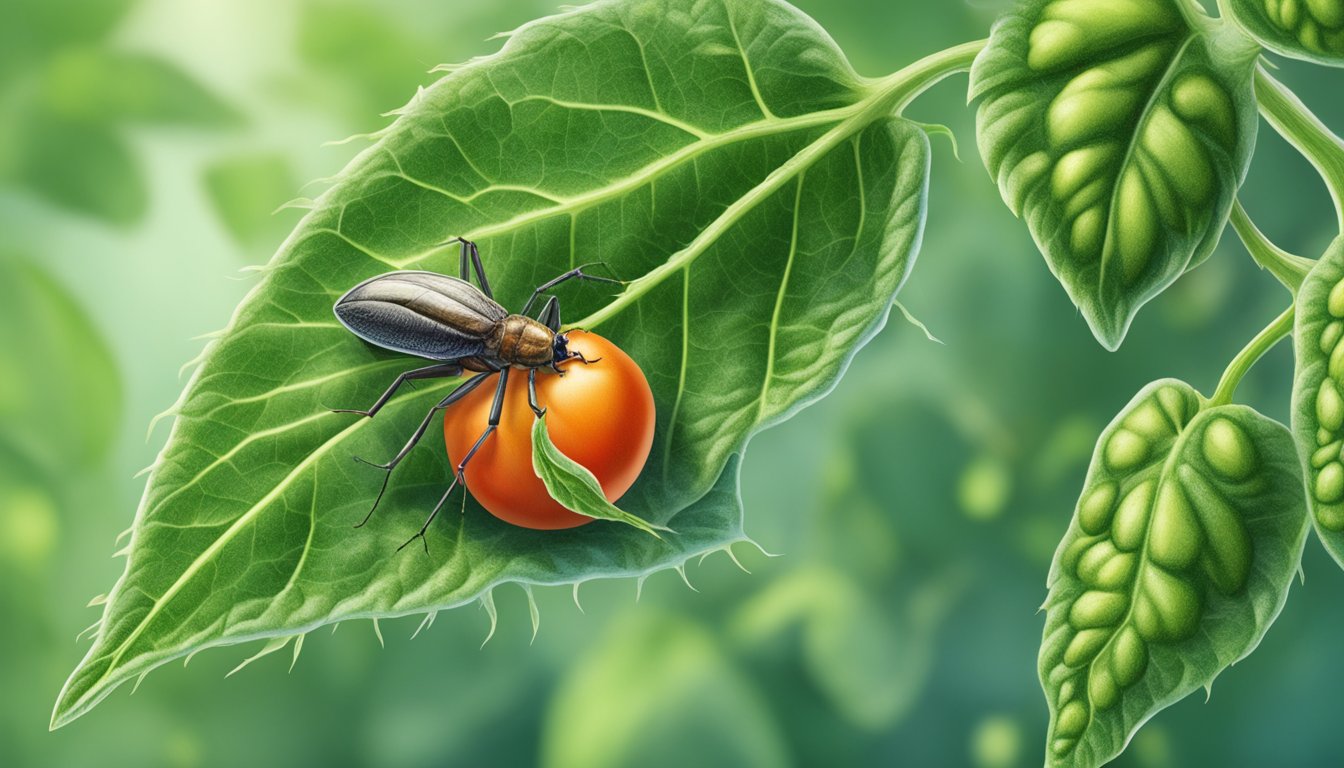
<box><xmin>334</xmin><ymin>270</ymin><xmax>563</xmax><ymax>371</ymax></box>
<box><xmin>331</xmin><ymin>238</ymin><xmax>621</xmax><ymax>548</ymax></box>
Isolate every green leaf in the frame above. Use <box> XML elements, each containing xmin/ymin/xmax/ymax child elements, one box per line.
<box><xmin>0</xmin><ymin>254</ymin><xmax>121</xmax><ymax>469</ymax></box>
<box><xmin>203</xmin><ymin>153</ymin><xmax>301</xmax><ymax>248</ymax></box>
<box><xmin>298</xmin><ymin>0</ymin><xmax>439</xmax><ymax>120</ymax></box>
<box><xmin>541</xmin><ymin>612</ymin><xmax>789</xmax><ymax>768</ymax></box>
<box><xmin>40</xmin><ymin>48</ymin><xmax>239</xmax><ymax>127</ymax></box>
<box><xmin>1041</xmin><ymin>380</ymin><xmax>1308</xmax><ymax>767</ymax></box>
<box><xmin>10</xmin><ymin>113</ymin><xmax>146</xmax><ymax>225</ymax></box>
<box><xmin>970</xmin><ymin>0</ymin><xmax>1260</xmax><ymax>349</ymax></box>
<box><xmin>54</xmin><ymin>0</ymin><xmax>946</xmax><ymax>727</ymax></box>
<box><xmin>0</xmin><ymin>0</ymin><xmax>133</xmax><ymax>68</ymax></box>
<box><xmin>530</xmin><ymin>415</ymin><xmax>666</xmax><ymax>537</ymax></box>
<box><xmin>1226</xmin><ymin>0</ymin><xmax>1344</xmax><ymax>66</ymax></box>
<box><xmin>1290</xmin><ymin>236</ymin><xmax>1344</xmax><ymax>566</ymax></box>
<box><xmin>730</xmin><ymin>565</ymin><xmax>950</xmax><ymax>731</ymax></box>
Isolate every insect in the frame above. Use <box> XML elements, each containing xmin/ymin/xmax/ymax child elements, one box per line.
<box><xmin>332</xmin><ymin>237</ymin><xmax>622</xmax><ymax>550</ymax></box>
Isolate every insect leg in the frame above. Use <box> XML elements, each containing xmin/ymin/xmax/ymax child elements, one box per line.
<box><xmin>527</xmin><ymin>368</ymin><xmax>545</xmax><ymax>417</ymax></box>
<box><xmin>331</xmin><ymin>362</ymin><xmax>463</xmax><ymax>418</ymax></box>
<box><xmin>537</xmin><ymin>295</ymin><xmax>561</xmax><ymax>331</ymax></box>
<box><xmin>399</xmin><ymin>369</ymin><xmax>510</xmax><ymax>552</ymax></box>
<box><xmin>519</xmin><ymin>263</ymin><xmax>624</xmax><ymax>315</ymax></box>
<box><xmin>352</xmin><ymin>371</ymin><xmax>492</xmax><ymax>527</ymax></box>
<box><xmin>458</xmin><ymin>238</ymin><xmax>471</xmax><ymax>281</ymax></box>
<box><xmin>466</xmin><ymin>240</ymin><xmax>493</xmax><ymax>299</ymax></box>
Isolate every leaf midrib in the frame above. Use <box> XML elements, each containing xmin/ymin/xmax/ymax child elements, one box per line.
<box><xmin>1071</xmin><ymin>400</ymin><xmax>1196</xmax><ymax>745</ymax></box>
<box><xmin>1097</xmin><ymin>33</ymin><xmax>1199</xmax><ymax>301</ymax></box>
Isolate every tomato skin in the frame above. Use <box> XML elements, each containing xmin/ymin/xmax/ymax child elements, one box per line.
<box><xmin>443</xmin><ymin>331</ymin><xmax>655</xmax><ymax>530</ymax></box>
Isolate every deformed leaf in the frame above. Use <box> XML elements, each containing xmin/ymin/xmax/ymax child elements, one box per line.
<box><xmin>1291</xmin><ymin>237</ymin><xmax>1344</xmax><ymax>566</ymax></box>
<box><xmin>55</xmin><ymin>0</ymin><xmax>937</xmax><ymax>727</ymax></box>
<box><xmin>1226</xmin><ymin>0</ymin><xmax>1344</xmax><ymax>66</ymax></box>
<box><xmin>530</xmin><ymin>415</ymin><xmax>666</xmax><ymax>537</ymax></box>
<box><xmin>970</xmin><ymin>0</ymin><xmax>1260</xmax><ymax>349</ymax></box>
<box><xmin>1041</xmin><ymin>379</ymin><xmax>1308</xmax><ymax>767</ymax></box>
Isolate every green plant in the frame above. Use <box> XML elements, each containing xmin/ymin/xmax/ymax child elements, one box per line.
<box><xmin>51</xmin><ymin>0</ymin><xmax>1344</xmax><ymax>763</ymax></box>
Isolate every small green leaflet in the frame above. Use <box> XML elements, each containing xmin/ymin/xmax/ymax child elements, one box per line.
<box><xmin>970</xmin><ymin>0</ymin><xmax>1260</xmax><ymax>349</ymax></box>
<box><xmin>1041</xmin><ymin>379</ymin><xmax>1308</xmax><ymax>767</ymax></box>
<box><xmin>530</xmin><ymin>415</ymin><xmax>667</xmax><ymax>538</ymax></box>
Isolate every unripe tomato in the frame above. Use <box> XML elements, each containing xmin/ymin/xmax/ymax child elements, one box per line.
<box><xmin>444</xmin><ymin>330</ymin><xmax>655</xmax><ymax>530</ymax></box>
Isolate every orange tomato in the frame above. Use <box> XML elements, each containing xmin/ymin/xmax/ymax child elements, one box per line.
<box><xmin>443</xmin><ymin>330</ymin><xmax>655</xmax><ymax>529</ymax></box>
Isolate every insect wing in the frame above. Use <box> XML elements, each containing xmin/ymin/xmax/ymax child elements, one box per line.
<box><xmin>334</xmin><ymin>271</ymin><xmax>507</xmax><ymax>360</ymax></box>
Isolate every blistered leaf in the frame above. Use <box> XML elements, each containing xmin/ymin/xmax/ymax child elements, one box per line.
<box><xmin>55</xmin><ymin>0</ymin><xmax>935</xmax><ymax>727</ymax></box>
<box><xmin>1226</xmin><ymin>0</ymin><xmax>1344</xmax><ymax>66</ymax></box>
<box><xmin>1291</xmin><ymin>237</ymin><xmax>1344</xmax><ymax>566</ymax></box>
<box><xmin>971</xmin><ymin>0</ymin><xmax>1259</xmax><ymax>349</ymax></box>
<box><xmin>1041</xmin><ymin>380</ymin><xmax>1308</xmax><ymax>767</ymax></box>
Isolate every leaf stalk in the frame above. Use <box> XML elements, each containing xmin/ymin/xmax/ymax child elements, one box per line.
<box><xmin>1255</xmin><ymin>65</ymin><xmax>1344</xmax><ymax>234</ymax></box>
<box><xmin>1210</xmin><ymin>304</ymin><xmax>1295</xmax><ymax>406</ymax></box>
<box><xmin>1229</xmin><ymin>199</ymin><xmax>1313</xmax><ymax>293</ymax></box>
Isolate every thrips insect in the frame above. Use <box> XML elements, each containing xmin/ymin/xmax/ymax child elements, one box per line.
<box><xmin>332</xmin><ymin>238</ymin><xmax>622</xmax><ymax>549</ymax></box>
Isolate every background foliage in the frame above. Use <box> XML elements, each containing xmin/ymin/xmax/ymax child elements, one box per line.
<box><xmin>3</xmin><ymin>0</ymin><xmax>1342</xmax><ymax>765</ymax></box>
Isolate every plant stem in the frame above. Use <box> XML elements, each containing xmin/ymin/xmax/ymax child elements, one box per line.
<box><xmin>573</xmin><ymin>40</ymin><xmax>986</xmax><ymax>331</ymax></box>
<box><xmin>1210</xmin><ymin>304</ymin><xmax>1295</xmax><ymax>406</ymax></box>
<box><xmin>1255</xmin><ymin>66</ymin><xmax>1344</xmax><ymax>233</ymax></box>
<box><xmin>865</xmin><ymin>39</ymin><xmax>987</xmax><ymax>112</ymax></box>
<box><xmin>1229</xmin><ymin>199</ymin><xmax>1314</xmax><ymax>293</ymax></box>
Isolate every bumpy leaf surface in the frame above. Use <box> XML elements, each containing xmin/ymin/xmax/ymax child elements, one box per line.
<box><xmin>971</xmin><ymin>0</ymin><xmax>1259</xmax><ymax>349</ymax></box>
<box><xmin>55</xmin><ymin>0</ymin><xmax>933</xmax><ymax>727</ymax></box>
<box><xmin>1291</xmin><ymin>237</ymin><xmax>1344</xmax><ymax>566</ymax></box>
<box><xmin>1041</xmin><ymin>380</ymin><xmax>1308</xmax><ymax>767</ymax></box>
<box><xmin>1227</xmin><ymin>0</ymin><xmax>1344</xmax><ymax>65</ymax></box>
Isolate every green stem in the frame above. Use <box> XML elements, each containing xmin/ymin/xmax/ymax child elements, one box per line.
<box><xmin>1210</xmin><ymin>305</ymin><xmax>1295</xmax><ymax>406</ymax></box>
<box><xmin>573</xmin><ymin>40</ymin><xmax>986</xmax><ymax>331</ymax></box>
<box><xmin>865</xmin><ymin>39</ymin><xmax>986</xmax><ymax>111</ymax></box>
<box><xmin>1255</xmin><ymin>66</ymin><xmax>1344</xmax><ymax>234</ymax></box>
<box><xmin>1229</xmin><ymin>199</ymin><xmax>1313</xmax><ymax>293</ymax></box>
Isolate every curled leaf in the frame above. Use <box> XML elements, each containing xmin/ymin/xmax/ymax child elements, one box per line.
<box><xmin>531</xmin><ymin>415</ymin><xmax>666</xmax><ymax>538</ymax></box>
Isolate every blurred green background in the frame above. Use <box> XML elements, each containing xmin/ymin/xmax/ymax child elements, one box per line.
<box><xmin>3</xmin><ymin>0</ymin><xmax>1343</xmax><ymax>766</ymax></box>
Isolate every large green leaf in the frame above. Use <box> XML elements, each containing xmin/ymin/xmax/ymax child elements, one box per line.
<box><xmin>1226</xmin><ymin>0</ymin><xmax>1344</xmax><ymax>66</ymax></box>
<box><xmin>970</xmin><ymin>0</ymin><xmax>1259</xmax><ymax>349</ymax></box>
<box><xmin>1040</xmin><ymin>380</ymin><xmax>1308</xmax><ymax>767</ymax></box>
<box><xmin>0</xmin><ymin>255</ymin><xmax>121</xmax><ymax>470</ymax></box>
<box><xmin>54</xmin><ymin>0</ymin><xmax>950</xmax><ymax>727</ymax></box>
<box><xmin>1291</xmin><ymin>237</ymin><xmax>1344</xmax><ymax>566</ymax></box>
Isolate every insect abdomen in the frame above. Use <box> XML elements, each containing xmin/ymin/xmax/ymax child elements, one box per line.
<box><xmin>334</xmin><ymin>271</ymin><xmax>506</xmax><ymax>360</ymax></box>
